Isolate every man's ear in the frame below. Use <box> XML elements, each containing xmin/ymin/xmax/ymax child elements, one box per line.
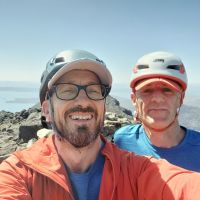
<box><xmin>131</xmin><ymin>92</ymin><xmax>136</xmax><ymax>106</ymax></box>
<box><xmin>41</xmin><ymin>100</ymin><xmax>52</xmax><ymax>122</ymax></box>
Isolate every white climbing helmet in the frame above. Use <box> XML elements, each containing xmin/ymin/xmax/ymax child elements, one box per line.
<box><xmin>130</xmin><ymin>51</ymin><xmax>188</xmax><ymax>92</ymax></box>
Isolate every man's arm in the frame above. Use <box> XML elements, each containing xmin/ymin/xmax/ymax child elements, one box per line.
<box><xmin>0</xmin><ymin>155</ymin><xmax>32</xmax><ymax>200</ymax></box>
<box><xmin>136</xmin><ymin>156</ymin><xmax>200</xmax><ymax>200</ymax></box>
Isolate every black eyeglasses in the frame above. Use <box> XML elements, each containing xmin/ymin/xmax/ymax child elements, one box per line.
<box><xmin>50</xmin><ymin>83</ymin><xmax>110</xmax><ymax>101</ymax></box>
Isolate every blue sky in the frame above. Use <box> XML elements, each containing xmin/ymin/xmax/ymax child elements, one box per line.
<box><xmin>0</xmin><ymin>0</ymin><xmax>200</xmax><ymax>91</ymax></box>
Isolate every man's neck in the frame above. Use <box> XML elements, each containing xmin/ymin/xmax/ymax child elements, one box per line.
<box><xmin>55</xmin><ymin>135</ymin><xmax>102</xmax><ymax>173</ymax></box>
<box><xmin>143</xmin><ymin>123</ymin><xmax>185</xmax><ymax>148</ymax></box>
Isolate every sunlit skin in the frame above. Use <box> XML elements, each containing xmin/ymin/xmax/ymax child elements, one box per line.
<box><xmin>42</xmin><ymin>70</ymin><xmax>106</xmax><ymax>172</ymax></box>
<box><xmin>131</xmin><ymin>82</ymin><xmax>185</xmax><ymax>147</ymax></box>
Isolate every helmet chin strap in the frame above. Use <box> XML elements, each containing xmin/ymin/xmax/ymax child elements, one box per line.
<box><xmin>48</xmin><ymin>94</ymin><xmax>65</xmax><ymax>139</ymax></box>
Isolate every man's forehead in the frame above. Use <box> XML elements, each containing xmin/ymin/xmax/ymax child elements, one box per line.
<box><xmin>140</xmin><ymin>82</ymin><xmax>171</xmax><ymax>88</ymax></box>
<box><xmin>56</xmin><ymin>69</ymin><xmax>101</xmax><ymax>83</ymax></box>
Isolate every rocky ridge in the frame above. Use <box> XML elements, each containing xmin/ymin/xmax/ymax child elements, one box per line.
<box><xmin>0</xmin><ymin>96</ymin><xmax>133</xmax><ymax>162</ymax></box>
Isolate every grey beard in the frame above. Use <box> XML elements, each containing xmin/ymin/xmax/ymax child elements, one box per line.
<box><xmin>50</xmin><ymin>104</ymin><xmax>104</xmax><ymax>148</ymax></box>
<box><xmin>62</xmin><ymin>124</ymin><xmax>103</xmax><ymax>148</ymax></box>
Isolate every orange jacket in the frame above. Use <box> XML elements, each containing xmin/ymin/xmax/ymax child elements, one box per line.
<box><xmin>0</xmin><ymin>134</ymin><xmax>200</xmax><ymax>200</ymax></box>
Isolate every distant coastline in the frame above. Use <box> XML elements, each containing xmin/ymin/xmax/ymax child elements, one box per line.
<box><xmin>6</xmin><ymin>98</ymin><xmax>38</xmax><ymax>104</ymax></box>
<box><xmin>0</xmin><ymin>87</ymin><xmax>38</xmax><ymax>92</ymax></box>
<box><xmin>0</xmin><ymin>82</ymin><xmax>39</xmax><ymax>112</ymax></box>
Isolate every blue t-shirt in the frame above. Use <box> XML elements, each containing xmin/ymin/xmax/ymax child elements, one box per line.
<box><xmin>66</xmin><ymin>142</ymin><xmax>105</xmax><ymax>200</ymax></box>
<box><xmin>114</xmin><ymin>124</ymin><xmax>200</xmax><ymax>172</ymax></box>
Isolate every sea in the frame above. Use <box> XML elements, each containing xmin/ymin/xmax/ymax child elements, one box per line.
<box><xmin>0</xmin><ymin>81</ymin><xmax>39</xmax><ymax>112</ymax></box>
<box><xmin>0</xmin><ymin>87</ymin><xmax>39</xmax><ymax>112</ymax></box>
<box><xmin>0</xmin><ymin>82</ymin><xmax>199</xmax><ymax>113</ymax></box>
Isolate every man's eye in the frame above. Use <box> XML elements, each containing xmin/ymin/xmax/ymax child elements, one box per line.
<box><xmin>64</xmin><ymin>90</ymin><xmax>72</xmax><ymax>93</ymax></box>
<box><xmin>137</xmin><ymin>89</ymin><xmax>152</xmax><ymax>97</ymax></box>
<box><xmin>60</xmin><ymin>89</ymin><xmax>74</xmax><ymax>94</ymax></box>
<box><xmin>88</xmin><ymin>89</ymin><xmax>100</xmax><ymax>94</ymax></box>
<box><xmin>142</xmin><ymin>89</ymin><xmax>152</xmax><ymax>93</ymax></box>
<box><xmin>162</xmin><ymin>88</ymin><xmax>173</xmax><ymax>93</ymax></box>
<box><xmin>87</xmin><ymin>85</ymin><xmax>102</xmax><ymax>94</ymax></box>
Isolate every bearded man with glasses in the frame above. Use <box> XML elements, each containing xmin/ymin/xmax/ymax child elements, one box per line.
<box><xmin>2</xmin><ymin>49</ymin><xmax>200</xmax><ymax>200</ymax></box>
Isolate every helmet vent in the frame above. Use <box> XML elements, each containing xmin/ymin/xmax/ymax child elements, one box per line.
<box><xmin>55</xmin><ymin>57</ymin><xmax>65</xmax><ymax>63</ymax></box>
<box><xmin>167</xmin><ymin>65</ymin><xmax>181</xmax><ymax>71</ymax></box>
<box><xmin>96</xmin><ymin>58</ymin><xmax>104</xmax><ymax>64</ymax></box>
<box><xmin>137</xmin><ymin>65</ymin><xmax>149</xmax><ymax>69</ymax></box>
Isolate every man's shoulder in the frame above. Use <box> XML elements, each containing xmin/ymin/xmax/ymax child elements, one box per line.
<box><xmin>185</xmin><ymin>127</ymin><xmax>200</xmax><ymax>144</ymax></box>
<box><xmin>102</xmin><ymin>139</ymin><xmax>148</xmax><ymax>164</ymax></box>
<box><xmin>187</xmin><ymin>128</ymin><xmax>200</xmax><ymax>135</ymax></box>
<box><xmin>114</xmin><ymin>123</ymin><xmax>142</xmax><ymax>137</ymax></box>
<box><xmin>10</xmin><ymin>134</ymin><xmax>56</xmax><ymax>166</ymax></box>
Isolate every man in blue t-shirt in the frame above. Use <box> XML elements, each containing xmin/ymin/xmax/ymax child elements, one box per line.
<box><xmin>114</xmin><ymin>51</ymin><xmax>200</xmax><ymax>172</ymax></box>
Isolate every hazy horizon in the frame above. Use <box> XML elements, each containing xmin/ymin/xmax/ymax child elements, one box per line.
<box><xmin>0</xmin><ymin>80</ymin><xmax>200</xmax><ymax>97</ymax></box>
<box><xmin>0</xmin><ymin>80</ymin><xmax>199</xmax><ymax>112</ymax></box>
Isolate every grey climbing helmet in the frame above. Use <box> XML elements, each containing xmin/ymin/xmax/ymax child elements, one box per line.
<box><xmin>39</xmin><ymin>49</ymin><xmax>112</xmax><ymax>104</ymax></box>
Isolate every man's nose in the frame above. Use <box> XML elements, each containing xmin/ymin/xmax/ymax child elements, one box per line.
<box><xmin>151</xmin><ymin>89</ymin><xmax>165</xmax><ymax>102</ymax></box>
<box><xmin>75</xmin><ymin>89</ymin><xmax>90</xmax><ymax>104</ymax></box>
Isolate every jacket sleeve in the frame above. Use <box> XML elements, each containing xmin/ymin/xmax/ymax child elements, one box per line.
<box><xmin>135</xmin><ymin>156</ymin><xmax>200</xmax><ymax>200</ymax></box>
<box><xmin>0</xmin><ymin>155</ymin><xmax>32</xmax><ymax>200</ymax></box>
